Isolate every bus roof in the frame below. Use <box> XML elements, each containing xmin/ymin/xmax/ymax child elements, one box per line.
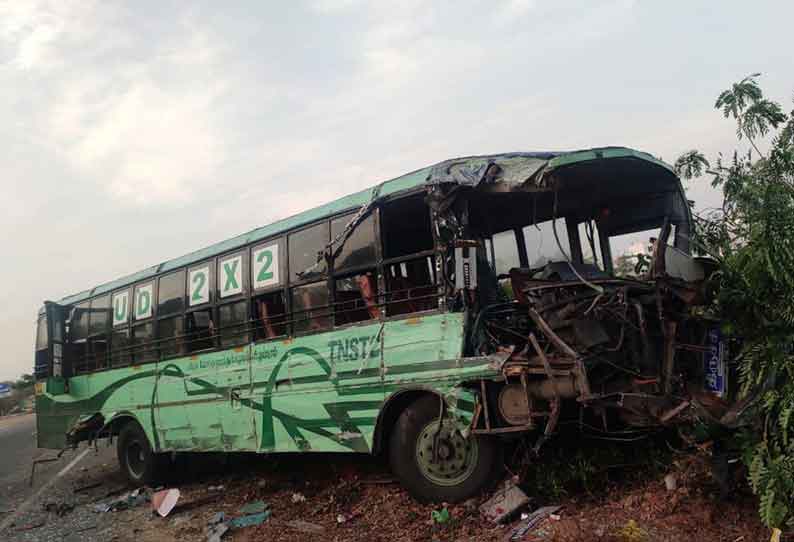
<box><xmin>57</xmin><ymin>146</ymin><xmax>674</xmax><ymax>306</ymax></box>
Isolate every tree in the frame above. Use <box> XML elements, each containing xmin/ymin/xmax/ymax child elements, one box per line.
<box><xmin>677</xmin><ymin>74</ymin><xmax>794</xmax><ymax>530</ymax></box>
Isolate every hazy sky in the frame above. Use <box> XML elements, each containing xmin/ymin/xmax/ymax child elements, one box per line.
<box><xmin>1</xmin><ymin>1</ymin><xmax>792</xmax><ymax>381</ymax></box>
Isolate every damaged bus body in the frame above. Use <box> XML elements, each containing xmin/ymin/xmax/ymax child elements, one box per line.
<box><xmin>33</xmin><ymin>147</ymin><xmax>722</xmax><ymax>502</ymax></box>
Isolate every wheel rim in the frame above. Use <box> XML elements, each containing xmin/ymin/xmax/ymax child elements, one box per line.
<box><xmin>126</xmin><ymin>440</ymin><xmax>146</xmax><ymax>479</ymax></box>
<box><xmin>415</xmin><ymin>420</ymin><xmax>479</xmax><ymax>487</ymax></box>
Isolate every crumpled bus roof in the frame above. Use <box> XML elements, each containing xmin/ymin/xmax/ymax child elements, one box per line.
<box><xmin>58</xmin><ymin>146</ymin><xmax>676</xmax><ymax>306</ymax></box>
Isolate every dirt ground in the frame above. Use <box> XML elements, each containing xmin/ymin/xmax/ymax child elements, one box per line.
<box><xmin>3</xmin><ymin>435</ymin><xmax>774</xmax><ymax>542</ymax></box>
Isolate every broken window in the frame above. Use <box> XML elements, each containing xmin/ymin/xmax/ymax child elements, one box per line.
<box><xmin>381</xmin><ymin>195</ymin><xmax>437</xmax><ymax>316</ymax></box>
<box><xmin>381</xmin><ymin>194</ymin><xmax>433</xmax><ymax>259</ymax></box>
<box><xmin>291</xmin><ymin>282</ymin><xmax>330</xmax><ymax>333</ymax></box>
<box><xmin>289</xmin><ymin>222</ymin><xmax>329</xmax><ymax>282</ymax></box>
<box><xmin>331</xmin><ymin>213</ymin><xmax>376</xmax><ymax>271</ymax></box>
<box><xmin>254</xmin><ymin>291</ymin><xmax>287</xmax><ymax>340</ymax></box>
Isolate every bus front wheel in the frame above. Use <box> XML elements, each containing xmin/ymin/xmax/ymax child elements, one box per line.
<box><xmin>389</xmin><ymin>395</ymin><xmax>501</xmax><ymax>503</ymax></box>
<box><xmin>117</xmin><ymin>421</ymin><xmax>166</xmax><ymax>486</ymax></box>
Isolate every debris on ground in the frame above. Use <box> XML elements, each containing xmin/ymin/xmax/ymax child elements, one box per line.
<box><xmin>42</xmin><ymin>500</ymin><xmax>75</xmax><ymax>517</ymax></box>
<box><xmin>664</xmin><ymin>474</ymin><xmax>677</xmax><ymax>491</ymax></box>
<box><xmin>92</xmin><ymin>488</ymin><xmax>147</xmax><ymax>513</ymax></box>
<box><xmin>290</xmin><ymin>492</ymin><xmax>306</xmax><ymax>504</ymax></box>
<box><xmin>13</xmin><ymin>520</ymin><xmax>45</xmax><ymax>532</ymax></box>
<box><xmin>430</xmin><ymin>507</ymin><xmax>450</xmax><ymax>525</ymax></box>
<box><xmin>151</xmin><ymin>488</ymin><xmax>180</xmax><ymax>517</ymax></box>
<box><xmin>228</xmin><ymin>510</ymin><xmax>270</xmax><ymax>528</ymax></box>
<box><xmin>480</xmin><ymin>480</ymin><xmax>530</xmax><ymax>524</ymax></box>
<box><xmin>238</xmin><ymin>500</ymin><xmax>268</xmax><ymax>515</ymax></box>
<box><xmin>207</xmin><ymin>485</ymin><xmax>225</xmax><ymax>492</ymax></box>
<box><xmin>205</xmin><ymin>510</ymin><xmax>229</xmax><ymax>542</ymax></box>
<box><xmin>73</xmin><ymin>481</ymin><xmax>102</xmax><ymax>493</ymax></box>
<box><xmin>282</xmin><ymin>519</ymin><xmax>324</xmax><ymax>534</ymax></box>
<box><xmin>506</xmin><ymin>505</ymin><xmax>562</xmax><ymax>541</ymax></box>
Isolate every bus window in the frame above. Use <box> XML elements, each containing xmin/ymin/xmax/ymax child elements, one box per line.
<box><xmin>89</xmin><ymin>295</ymin><xmax>110</xmax><ymax>370</ymax></box>
<box><xmin>218</xmin><ymin>301</ymin><xmax>249</xmax><ymax>347</ymax></box>
<box><xmin>381</xmin><ymin>195</ymin><xmax>433</xmax><ymax>259</ymax></box>
<box><xmin>289</xmin><ymin>222</ymin><xmax>329</xmax><ymax>282</ymax></box>
<box><xmin>291</xmin><ymin>282</ymin><xmax>330</xmax><ymax>333</ymax></box>
<box><xmin>70</xmin><ymin>301</ymin><xmax>90</xmax><ymax>373</ymax></box>
<box><xmin>158</xmin><ymin>270</ymin><xmax>185</xmax><ymax>316</ymax></box>
<box><xmin>110</xmin><ymin>328</ymin><xmax>131</xmax><ymax>367</ymax></box>
<box><xmin>34</xmin><ymin>314</ymin><xmax>49</xmax><ymax>379</ymax></box>
<box><xmin>523</xmin><ymin>219</ymin><xmax>569</xmax><ymax>268</ymax></box>
<box><xmin>385</xmin><ymin>256</ymin><xmax>436</xmax><ymax>316</ymax></box>
<box><xmin>186</xmin><ymin>309</ymin><xmax>215</xmax><ymax>352</ymax></box>
<box><xmin>158</xmin><ymin>315</ymin><xmax>185</xmax><ymax>358</ymax></box>
<box><xmin>254</xmin><ymin>291</ymin><xmax>287</xmax><ymax>339</ymax></box>
<box><xmin>131</xmin><ymin>322</ymin><xmax>156</xmax><ymax>364</ymax></box>
<box><xmin>335</xmin><ymin>271</ymin><xmax>379</xmax><ymax>325</ymax></box>
<box><xmin>578</xmin><ymin>220</ymin><xmax>603</xmax><ymax>269</ymax></box>
<box><xmin>491</xmin><ymin>230</ymin><xmax>520</xmax><ymax>276</ymax></box>
<box><xmin>331</xmin><ymin>213</ymin><xmax>376</xmax><ymax>271</ymax></box>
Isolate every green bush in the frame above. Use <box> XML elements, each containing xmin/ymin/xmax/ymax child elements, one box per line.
<box><xmin>676</xmin><ymin>74</ymin><xmax>794</xmax><ymax>528</ymax></box>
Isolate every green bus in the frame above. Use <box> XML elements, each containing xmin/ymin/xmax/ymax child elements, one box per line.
<box><xmin>34</xmin><ymin>147</ymin><xmax>714</xmax><ymax>502</ymax></box>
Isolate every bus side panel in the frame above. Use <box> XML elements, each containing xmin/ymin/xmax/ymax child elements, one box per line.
<box><xmin>382</xmin><ymin>312</ymin><xmax>466</xmax><ymax>392</ymax></box>
<box><xmin>34</xmin><ymin>367</ymin><xmax>159</xmax><ymax>450</ymax></box>
<box><xmin>252</xmin><ymin>322</ymin><xmax>385</xmax><ymax>453</ymax></box>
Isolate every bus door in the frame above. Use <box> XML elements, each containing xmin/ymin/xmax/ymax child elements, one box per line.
<box><xmin>35</xmin><ymin>302</ymin><xmax>69</xmax><ymax>449</ymax></box>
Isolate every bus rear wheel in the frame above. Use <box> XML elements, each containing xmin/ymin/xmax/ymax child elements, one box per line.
<box><xmin>117</xmin><ymin>421</ymin><xmax>166</xmax><ymax>486</ymax></box>
<box><xmin>389</xmin><ymin>395</ymin><xmax>501</xmax><ymax>503</ymax></box>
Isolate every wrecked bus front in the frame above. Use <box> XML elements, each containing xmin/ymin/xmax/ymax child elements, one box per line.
<box><xmin>32</xmin><ymin>147</ymin><xmax>717</xmax><ymax>504</ymax></box>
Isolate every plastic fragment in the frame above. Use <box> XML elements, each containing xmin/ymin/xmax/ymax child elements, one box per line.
<box><xmin>151</xmin><ymin>489</ymin><xmax>180</xmax><ymax>517</ymax></box>
<box><xmin>238</xmin><ymin>500</ymin><xmax>268</xmax><ymax>515</ymax></box>
<box><xmin>228</xmin><ymin>510</ymin><xmax>270</xmax><ymax>528</ymax></box>
<box><xmin>431</xmin><ymin>508</ymin><xmax>450</xmax><ymax>524</ymax></box>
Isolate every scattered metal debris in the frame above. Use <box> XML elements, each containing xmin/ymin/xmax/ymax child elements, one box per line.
<box><xmin>290</xmin><ymin>492</ymin><xmax>306</xmax><ymax>504</ymax></box>
<box><xmin>506</xmin><ymin>505</ymin><xmax>562</xmax><ymax>541</ymax></box>
<box><xmin>92</xmin><ymin>488</ymin><xmax>147</xmax><ymax>513</ymax></box>
<box><xmin>480</xmin><ymin>481</ymin><xmax>530</xmax><ymax>524</ymax></box>
<box><xmin>206</xmin><ymin>511</ymin><xmax>228</xmax><ymax>542</ymax></box>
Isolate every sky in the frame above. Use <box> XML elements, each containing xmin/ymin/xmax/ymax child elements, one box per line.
<box><xmin>1</xmin><ymin>0</ymin><xmax>792</xmax><ymax>381</ymax></box>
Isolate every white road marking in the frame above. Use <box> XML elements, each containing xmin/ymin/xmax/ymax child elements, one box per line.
<box><xmin>0</xmin><ymin>447</ymin><xmax>91</xmax><ymax>532</ymax></box>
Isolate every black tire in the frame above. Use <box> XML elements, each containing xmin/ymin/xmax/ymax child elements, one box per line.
<box><xmin>389</xmin><ymin>395</ymin><xmax>502</xmax><ymax>503</ymax></box>
<box><xmin>117</xmin><ymin>421</ymin><xmax>166</xmax><ymax>486</ymax></box>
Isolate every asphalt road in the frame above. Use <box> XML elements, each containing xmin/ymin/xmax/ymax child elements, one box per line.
<box><xmin>0</xmin><ymin>413</ymin><xmax>122</xmax><ymax>540</ymax></box>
